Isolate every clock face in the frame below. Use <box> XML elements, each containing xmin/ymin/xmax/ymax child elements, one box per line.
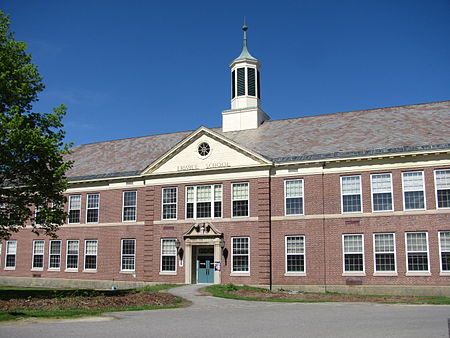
<box><xmin>198</xmin><ymin>142</ymin><xmax>211</xmax><ymax>157</ymax></box>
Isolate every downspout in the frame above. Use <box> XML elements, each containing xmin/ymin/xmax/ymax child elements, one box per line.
<box><xmin>321</xmin><ymin>162</ymin><xmax>327</xmax><ymax>293</ymax></box>
<box><xmin>269</xmin><ymin>166</ymin><xmax>273</xmax><ymax>291</ymax></box>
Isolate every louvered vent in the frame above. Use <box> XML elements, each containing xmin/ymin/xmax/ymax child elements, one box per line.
<box><xmin>247</xmin><ymin>68</ymin><xmax>256</xmax><ymax>96</ymax></box>
<box><xmin>257</xmin><ymin>70</ymin><xmax>261</xmax><ymax>99</ymax></box>
<box><xmin>237</xmin><ymin>68</ymin><xmax>245</xmax><ymax>96</ymax></box>
<box><xmin>231</xmin><ymin>70</ymin><xmax>236</xmax><ymax>99</ymax></box>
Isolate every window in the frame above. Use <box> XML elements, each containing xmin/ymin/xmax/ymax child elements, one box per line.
<box><xmin>341</xmin><ymin>176</ymin><xmax>362</xmax><ymax>213</ymax></box>
<box><xmin>373</xmin><ymin>233</ymin><xmax>396</xmax><ymax>272</ymax></box>
<box><xmin>49</xmin><ymin>240</ymin><xmax>61</xmax><ymax>269</ymax></box>
<box><xmin>371</xmin><ymin>173</ymin><xmax>393</xmax><ymax>211</ymax></box>
<box><xmin>68</xmin><ymin>195</ymin><xmax>81</xmax><ymax>223</ymax></box>
<box><xmin>123</xmin><ymin>191</ymin><xmax>137</xmax><ymax>222</ymax></box>
<box><xmin>285</xmin><ymin>180</ymin><xmax>304</xmax><ymax>215</ymax></box>
<box><xmin>232</xmin><ymin>183</ymin><xmax>249</xmax><ymax>217</ymax></box>
<box><xmin>343</xmin><ymin>234</ymin><xmax>364</xmax><ymax>273</ymax></box>
<box><xmin>402</xmin><ymin>171</ymin><xmax>425</xmax><ymax>210</ymax></box>
<box><xmin>66</xmin><ymin>240</ymin><xmax>79</xmax><ymax>270</ymax></box>
<box><xmin>5</xmin><ymin>240</ymin><xmax>17</xmax><ymax>269</ymax></box>
<box><xmin>435</xmin><ymin>170</ymin><xmax>450</xmax><ymax>209</ymax></box>
<box><xmin>121</xmin><ymin>239</ymin><xmax>136</xmax><ymax>271</ymax></box>
<box><xmin>232</xmin><ymin>237</ymin><xmax>249</xmax><ymax>272</ymax></box>
<box><xmin>439</xmin><ymin>231</ymin><xmax>450</xmax><ymax>273</ymax></box>
<box><xmin>186</xmin><ymin>185</ymin><xmax>222</xmax><ymax>219</ymax></box>
<box><xmin>86</xmin><ymin>194</ymin><xmax>99</xmax><ymax>223</ymax></box>
<box><xmin>285</xmin><ymin>236</ymin><xmax>305</xmax><ymax>273</ymax></box>
<box><xmin>84</xmin><ymin>240</ymin><xmax>98</xmax><ymax>270</ymax></box>
<box><xmin>406</xmin><ymin>232</ymin><xmax>429</xmax><ymax>272</ymax></box>
<box><xmin>162</xmin><ymin>187</ymin><xmax>177</xmax><ymax>220</ymax></box>
<box><xmin>161</xmin><ymin>239</ymin><xmax>176</xmax><ymax>272</ymax></box>
<box><xmin>0</xmin><ymin>242</ymin><xmax>2</xmax><ymax>267</ymax></box>
<box><xmin>32</xmin><ymin>240</ymin><xmax>44</xmax><ymax>269</ymax></box>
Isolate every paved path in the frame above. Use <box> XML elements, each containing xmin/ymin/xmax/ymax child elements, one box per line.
<box><xmin>1</xmin><ymin>284</ymin><xmax>450</xmax><ymax>337</ymax></box>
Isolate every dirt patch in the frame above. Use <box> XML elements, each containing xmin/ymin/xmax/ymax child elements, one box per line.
<box><xmin>0</xmin><ymin>292</ymin><xmax>179</xmax><ymax>311</ymax></box>
<box><xmin>231</xmin><ymin>290</ymin><xmax>422</xmax><ymax>303</ymax></box>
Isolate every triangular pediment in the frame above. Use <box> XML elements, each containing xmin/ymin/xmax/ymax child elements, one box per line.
<box><xmin>143</xmin><ymin>127</ymin><xmax>270</xmax><ymax>175</ymax></box>
<box><xmin>183</xmin><ymin>222</ymin><xmax>222</xmax><ymax>238</ymax></box>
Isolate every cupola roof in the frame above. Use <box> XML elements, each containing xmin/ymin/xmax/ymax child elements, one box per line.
<box><xmin>234</xmin><ymin>24</ymin><xmax>257</xmax><ymax>61</ymax></box>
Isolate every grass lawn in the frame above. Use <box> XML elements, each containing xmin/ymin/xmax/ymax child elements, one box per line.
<box><xmin>204</xmin><ymin>284</ymin><xmax>450</xmax><ymax>305</ymax></box>
<box><xmin>0</xmin><ymin>284</ymin><xmax>183</xmax><ymax>323</ymax></box>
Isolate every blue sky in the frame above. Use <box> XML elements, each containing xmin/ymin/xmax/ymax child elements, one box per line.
<box><xmin>4</xmin><ymin>1</ymin><xmax>450</xmax><ymax>146</ymax></box>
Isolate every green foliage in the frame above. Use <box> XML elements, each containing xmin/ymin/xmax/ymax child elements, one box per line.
<box><xmin>0</xmin><ymin>10</ymin><xmax>72</xmax><ymax>239</ymax></box>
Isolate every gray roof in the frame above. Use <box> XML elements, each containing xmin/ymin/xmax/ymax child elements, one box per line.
<box><xmin>66</xmin><ymin>101</ymin><xmax>450</xmax><ymax>181</ymax></box>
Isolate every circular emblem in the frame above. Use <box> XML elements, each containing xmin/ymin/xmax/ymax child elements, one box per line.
<box><xmin>197</xmin><ymin>142</ymin><xmax>211</xmax><ymax>157</ymax></box>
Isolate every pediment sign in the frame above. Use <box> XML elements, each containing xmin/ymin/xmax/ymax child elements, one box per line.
<box><xmin>183</xmin><ymin>222</ymin><xmax>222</xmax><ymax>238</ymax></box>
<box><xmin>143</xmin><ymin>127</ymin><xmax>270</xmax><ymax>175</ymax></box>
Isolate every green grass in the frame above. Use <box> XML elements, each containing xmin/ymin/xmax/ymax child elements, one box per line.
<box><xmin>0</xmin><ymin>284</ymin><xmax>183</xmax><ymax>323</ymax></box>
<box><xmin>204</xmin><ymin>284</ymin><xmax>450</xmax><ymax>305</ymax></box>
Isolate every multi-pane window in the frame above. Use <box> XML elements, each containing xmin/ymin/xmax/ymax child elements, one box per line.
<box><xmin>374</xmin><ymin>233</ymin><xmax>396</xmax><ymax>272</ymax></box>
<box><xmin>402</xmin><ymin>171</ymin><xmax>425</xmax><ymax>210</ymax></box>
<box><xmin>162</xmin><ymin>187</ymin><xmax>177</xmax><ymax>220</ymax></box>
<box><xmin>32</xmin><ymin>240</ymin><xmax>45</xmax><ymax>269</ymax></box>
<box><xmin>406</xmin><ymin>232</ymin><xmax>429</xmax><ymax>272</ymax></box>
<box><xmin>341</xmin><ymin>176</ymin><xmax>362</xmax><ymax>213</ymax></box>
<box><xmin>285</xmin><ymin>180</ymin><xmax>304</xmax><ymax>215</ymax></box>
<box><xmin>68</xmin><ymin>195</ymin><xmax>81</xmax><ymax>223</ymax></box>
<box><xmin>439</xmin><ymin>231</ymin><xmax>450</xmax><ymax>272</ymax></box>
<box><xmin>66</xmin><ymin>240</ymin><xmax>79</xmax><ymax>270</ymax></box>
<box><xmin>123</xmin><ymin>191</ymin><xmax>137</xmax><ymax>222</ymax></box>
<box><xmin>121</xmin><ymin>239</ymin><xmax>136</xmax><ymax>271</ymax></box>
<box><xmin>232</xmin><ymin>237</ymin><xmax>250</xmax><ymax>272</ymax></box>
<box><xmin>343</xmin><ymin>234</ymin><xmax>364</xmax><ymax>272</ymax></box>
<box><xmin>232</xmin><ymin>183</ymin><xmax>249</xmax><ymax>217</ymax></box>
<box><xmin>371</xmin><ymin>174</ymin><xmax>393</xmax><ymax>211</ymax></box>
<box><xmin>435</xmin><ymin>170</ymin><xmax>450</xmax><ymax>209</ymax></box>
<box><xmin>84</xmin><ymin>240</ymin><xmax>98</xmax><ymax>270</ymax></box>
<box><xmin>186</xmin><ymin>185</ymin><xmax>222</xmax><ymax>219</ymax></box>
<box><xmin>49</xmin><ymin>240</ymin><xmax>61</xmax><ymax>269</ymax></box>
<box><xmin>5</xmin><ymin>240</ymin><xmax>17</xmax><ymax>268</ymax></box>
<box><xmin>86</xmin><ymin>194</ymin><xmax>99</xmax><ymax>223</ymax></box>
<box><xmin>285</xmin><ymin>236</ymin><xmax>305</xmax><ymax>273</ymax></box>
<box><xmin>161</xmin><ymin>239</ymin><xmax>176</xmax><ymax>272</ymax></box>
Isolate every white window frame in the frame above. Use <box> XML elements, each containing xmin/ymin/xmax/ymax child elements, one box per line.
<box><xmin>5</xmin><ymin>240</ymin><xmax>17</xmax><ymax>269</ymax></box>
<box><xmin>68</xmin><ymin>195</ymin><xmax>81</xmax><ymax>224</ymax></box>
<box><xmin>402</xmin><ymin>171</ymin><xmax>426</xmax><ymax>211</ymax></box>
<box><xmin>65</xmin><ymin>240</ymin><xmax>79</xmax><ymax>271</ymax></box>
<box><xmin>340</xmin><ymin>175</ymin><xmax>363</xmax><ymax>214</ymax></box>
<box><xmin>185</xmin><ymin>184</ymin><xmax>222</xmax><ymax>220</ymax></box>
<box><xmin>231</xmin><ymin>182</ymin><xmax>250</xmax><ymax>218</ymax></box>
<box><xmin>160</xmin><ymin>238</ymin><xmax>177</xmax><ymax>273</ymax></box>
<box><xmin>86</xmin><ymin>193</ymin><xmax>100</xmax><ymax>224</ymax></box>
<box><xmin>438</xmin><ymin>231</ymin><xmax>450</xmax><ymax>273</ymax></box>
<box><xmin>370</xmin><ymin>173</ymin><xmax>394</xmax><ymax>212</ymax></box>
<box><xmin>284</xmin><ymin>179</ymin><xmax>304</xmax><ymax>216</ymax></box>
<box><xmin>285</xmin><ymin>235</ymin><xmax>306</xmax><ymax>274</ymax></box>
<box><xmin>342</xmin><ymin>234</ymin><xmax>365</xmax><ymax>274</ymax></box>
<box><xmin>48</xmin><ymin>240</ymin><xmax>62</xmax><ymax>270</ymax></box>
<box><xmin>162</xmin><ymin>187</ymin><xmax>177</xmax><ymax>220</ymax></box>
<box><xmin>122</xmin><ymin>191</ymin><xmax>137</xmax><ymax>222</ymax></box>
<box><xmin>434</xmin><ymin>169</ymin><xmax>450</xmax><ymax>209</ymax></box>
<box><xmin>231</xmin><ymin>237</ymin><xmax>250</xmax><ymax>273</ymax></box>
<box><xmin>84</xmin><ymin>239</ymin><xmax>98</xmax><ymax>271</ymax></box>
<box><xmin>405</xmin><ymin>232</ymin><xmax>429</xmax><ymax>273</ymax></box>
<box><xmin>32</xmin><ymin>239</ymin><xmax>45</xmax><ymax>270</ymax></box>
<box><xmin>121</xmin><ymin>238</ymin><xmax>136</xmax><ymax>272</ymax></box>
<box><xmin>373</xmin><ymin>233</ymin><xmax>396</xmax><ymax>273</ymax></box>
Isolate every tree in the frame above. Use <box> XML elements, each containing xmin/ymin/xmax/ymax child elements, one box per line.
<box><xmin>0</xmin><ymin>10</ymin><xmax>72</xmax><ymax>239</ymax></box>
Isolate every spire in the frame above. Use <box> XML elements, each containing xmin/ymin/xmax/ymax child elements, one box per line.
<box><xmin>235</xmin><ymin>23</ymin><xmax>257</xmax><ymax>61</ymax></box>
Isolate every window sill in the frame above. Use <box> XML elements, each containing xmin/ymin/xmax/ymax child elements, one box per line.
<box><xmin>83</xmin><ymin>270</ymin><xmax>97</xmax><ymax>273</ymax></box>
<box><xmin>120</xmin><ymin>270</ymin><xmax>136</xmax><ymax>274</ymax></box>
<box><xmin>159</xmin><ymin>271</ymin><xmax>176</xmax><ymax>276</ymax></box>
<box><xmin>373</xmin><ymin>272</ymin><xmax>398</xmax><ymax>277</ymax></box>
<box><xmin>47</xmin><ymin>269</ymin><xmax>61</xmax><ymax>272</ymax></box>
<box><xmin>4</xmin><ymin>267</ymin><xmax>16</xmax><ymax>271</ymax></box>
<box><xmin>342</xmin><ymin>273</ymin><xmax>366</xmax><ymax>277</ymax></box>
<box><xmin>405</xmin><ymin>272</ymin><xmax>431</xmax><ymax>276</ymax></box>
<box><xmin>284</xmin><ymin>272</ymin><xmax>306</xmax><ymax>277</ymax></box>
<box><xmin>440</xmin><ymin>272</ymin><xmax>450</xmax><ymax>276</ymax></box>
<box><xmin>31</xmin><ymin>268</ymin><xmax>44</xmax><ymax>272</ymax></box>
<box><xmin>65</xmin><ymin>269</ymin><xmax>79</xmax><ymax>273</ymax></box>
<box><xmin>230</xmin><ymin>272</ymin><xmax>250</xmax><ymax>277</ymax></box>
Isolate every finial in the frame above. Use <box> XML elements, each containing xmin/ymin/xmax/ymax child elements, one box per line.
<box><xmin>242</xmin><ymin>16</ymin><xmax>248</xmax><ymax>31</ymax></box>
<box><xmin>234</xmin><ymin>18</ymin><xmax>256</xmax><ymax>61</ymax></box>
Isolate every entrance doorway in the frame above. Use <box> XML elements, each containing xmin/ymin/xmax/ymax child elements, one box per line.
<box><xmin>195</xmin><ymin>246</ymin><xmax>214</xmax><ymax>284</ymax></box>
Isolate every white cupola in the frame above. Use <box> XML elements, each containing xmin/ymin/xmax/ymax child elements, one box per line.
<box><xmin>222</xmin><ymin>25</ymin><xmax>269</xmax><ymax>132</ymax></box>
